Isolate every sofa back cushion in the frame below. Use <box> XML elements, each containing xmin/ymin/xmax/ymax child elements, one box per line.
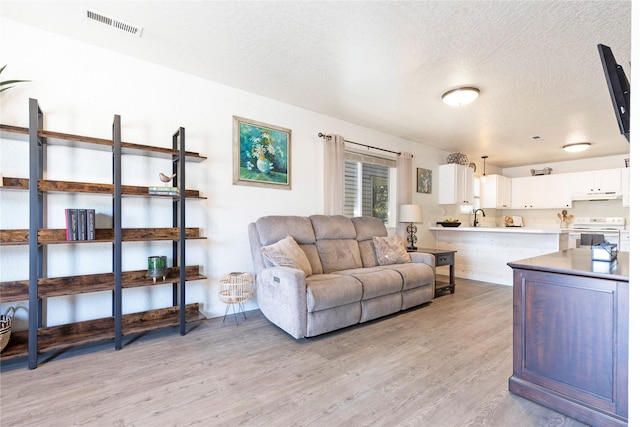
<box><xmin>310</xmin><ymin>215</ymin><xmax>363</xmax><ymax>273</ymax></box>
<box><xmin>351</xmin><ymin>216</ymin><xmax>388</xmax><ymax>268</ymax></box>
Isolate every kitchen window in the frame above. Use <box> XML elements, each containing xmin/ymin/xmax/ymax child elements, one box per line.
<box><xmin>344</xmin><ymin>151</ymin><xmax>397</xmax><ymax>225</ymax></box>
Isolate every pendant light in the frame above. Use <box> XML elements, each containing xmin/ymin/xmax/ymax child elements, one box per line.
<box><xmin>481</xmin><ymin>156</ymin><xmax>488</xmax><ymax>183</ymax></box>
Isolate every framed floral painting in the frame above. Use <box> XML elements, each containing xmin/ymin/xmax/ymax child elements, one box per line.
<box><xmin>417</xmin><ymin>167</ymin><xmax>432</xmax><ymax>194</ymax></box>
<box><xmin>232</xmin><ymin>116</ymin><xmax>291</xmax><ymax>189</ymax></box>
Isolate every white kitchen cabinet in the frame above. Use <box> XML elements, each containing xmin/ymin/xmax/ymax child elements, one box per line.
<box><xmin>621</xmin><ymin>167</ymin><xmax>630</xmax><ymax>207</ymax></box>
<box><xmin>510</xmin><ymin>176</ymin><xmax>548</xmax><ymax>209</ymax></box>
<box><xmin>480</xmin><ymin>174</ymin><xmax>511</xmax><ymax>209</ymax></box>
<box><xmin>545</xmin><ymin>173</ymin><xmax>572</xmax><ymax>208</ymax></box>
<box><xmin>570</xmin><ymin>168</ymin><xmax>622</xmax><ymax>195</ymax></box>
<box><xmin>438</xmin><ymin>164</ymin><xmax>474</xmax><ymax>205</ymax></box>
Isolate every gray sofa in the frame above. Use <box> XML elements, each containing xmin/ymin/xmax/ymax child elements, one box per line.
<box><xmin>248</xmin><ymin>215</ymin><xmax>436</xmax><ymax>339</ymax></box>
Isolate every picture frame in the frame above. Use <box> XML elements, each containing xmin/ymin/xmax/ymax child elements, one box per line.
<box><xmin>232</xmin><ymin>116</ymin><xmax>291</xmax><ymax>190</ymax></box>
<box><xmin>417</xmin><ymin>168</ymin><xmax>432</xmax><ymax>194</ymax></box>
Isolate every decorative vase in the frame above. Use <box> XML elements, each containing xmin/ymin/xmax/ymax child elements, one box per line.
<box><xmin>256</xmin><ymin>158</ymin><xmax>271</xmax><ymax>174</ymax></box>
<box><xmin>148</xmin><ymin>256</ymin><xmax>167</xmax><ymax>282</ymax></box>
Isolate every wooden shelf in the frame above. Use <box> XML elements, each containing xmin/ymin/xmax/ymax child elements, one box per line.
<box><xmin>0</xmin><ymin>177</ymin><xmax>205</xmax><ymax>199</ymax></box>
<box><xmin>2</xmin><ymin>102</ymin><xmax>205</xmax><ymax>368</ymax></box>
<box><xmin>0</xmin><ymin>227</ymin><xmax>204</xmax><ymax>245</ymax></box>
<box><xmin>0</xmin><ymin>124</ymin><xmax>207</xmax><ymax>163</ymax></box>
<box><xmin>0</xmin><ymin>304</ymin><xmax>203</xmax><ymax>360</ymax></box>
<box><xmin>0</xmin><ymin>266</ymin><xmax>206</xmax><ymax>303</ymax></box>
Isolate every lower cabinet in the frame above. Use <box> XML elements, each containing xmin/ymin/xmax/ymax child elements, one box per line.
<box><xmin>509</xmin><ymin>255</ymin><xmax>628</xmax><ymax>426</ymax></box>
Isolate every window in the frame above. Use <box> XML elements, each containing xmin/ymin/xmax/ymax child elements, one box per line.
<box><xmin>344</xmin><ymin>151</ymin><xmax>397</xmax><ymax>225</ymax></box>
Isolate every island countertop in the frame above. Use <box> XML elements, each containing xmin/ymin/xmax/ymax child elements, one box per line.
<box><xmin>429</xmin><ymin>225</ymin><xmax>567</xmax><ymax>234</ymax></box>
<box><xmin>507</xmin><ymin>247</ymin><xmax>629</xmax><ymax>282</ymax></box>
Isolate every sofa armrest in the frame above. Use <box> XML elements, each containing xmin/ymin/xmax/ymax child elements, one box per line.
<box><xmin>256</xmin><ymin>266</ymin><xmax>308</xmax><ymax>339</ymax></box>
<box><xmin>409</xmin><ymin>252</ymin><xmax>437</xmax><ymax>299</ymax></box>
<box><xmin>409</xmin><ymin>252</ymin><xmax>436</xmax><ymax>270</ymax></box>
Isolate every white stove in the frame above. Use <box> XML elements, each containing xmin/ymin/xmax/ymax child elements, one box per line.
<box><xmin>568</xmin><ymin>217</ymin><xmax>625</xmax><ymax>248</ymax></box>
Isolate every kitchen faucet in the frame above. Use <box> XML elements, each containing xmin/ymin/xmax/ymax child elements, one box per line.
<box><xmin>473</xmin><ymin>209</ymin><xmax>485</xmax><ymax>227</ymax></box>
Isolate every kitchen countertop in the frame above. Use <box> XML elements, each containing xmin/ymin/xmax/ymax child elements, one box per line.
<box><xmin>429</xmin><ymin>225</ymin><xmax>568</xmax><ymax>234</ymax></box>
<box><xmin>508</xmin><ymin>248</ymin><xmax>629</xmax><ymax>282</ymax></box>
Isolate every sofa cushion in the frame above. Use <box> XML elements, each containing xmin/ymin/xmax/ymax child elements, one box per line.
<box><xmin>372</xmin><ymin>235</ymin><xmax>411</xmax><ymax>265</ymax></box>
<box><xmin>310</xmin><ymin>215</ymin><xmax>357</xmax><ymax>240</ymax></box>
<box><xmin>382</xmin><ymin>263</ymin><xmax>433</xmax><ymax>290</ymax></box>
<box><xmin>299</xmin><ymin>244</ymin><xmax>324</xmax><ymax>275</ymax></box>
<box><xmin>256</xmin><ymin>216</ymin><xmax>317</xmax><ymax>245</ymax></box>
<box><xmin>352</xmin><ymin>216</ymin><xmax>388</xmax><ymax>268</ymax></box>
<box><xmin>305</xmin><ymin>274</ymin><xmax>363</xmax><ymax>312</ymax></box>
<box><xmin>261</xmin><ymin>236</ymin><xmax>313</xmax><ymax>277</ymax></box>
<box><xmin>337</xmin><ymin>267</ymin><xmax>403</xmax><ymax>299</ymax></box>
<box><xmin>351</xmin><ymin>216</ymin><xmax>388</xmax><ymax>241</ymax></box>
<box><xmin>316</xmin><ymin>240</ymin><xmax>363</xmax><ymax>273</ymax></box>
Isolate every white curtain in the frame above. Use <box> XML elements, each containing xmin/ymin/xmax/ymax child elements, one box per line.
<box><xmin>323</xmin><ymin>134</ymin><xmax>345</xmax><ymax>215</ymax></box>
<box><xmin>396</xmin><ymin>151</ymin><xmax>413</xmax><ymax>232</ymax></box>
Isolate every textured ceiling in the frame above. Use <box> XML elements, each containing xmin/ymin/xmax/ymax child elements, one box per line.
<box><xmin>1</xmin><ymin>1</ymin><xmax>632</xmax><ymax>168</ymax></box>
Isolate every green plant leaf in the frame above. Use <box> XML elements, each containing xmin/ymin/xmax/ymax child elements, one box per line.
<box><xmin>0</xmin><ymin>65</ymin><xmax>29</xmax><ymax>92</ymax></box>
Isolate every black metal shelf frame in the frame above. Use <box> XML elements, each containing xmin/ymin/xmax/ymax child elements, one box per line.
<box><xmin>25</xmin><ymin>98</ymin><xmax>191</xmax><ymax>368</ymax></box>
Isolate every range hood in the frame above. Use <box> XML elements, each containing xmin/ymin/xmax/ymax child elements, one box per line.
<box><xmin>571</xmin><ymin>191</ymin><xmax>622</xmax><ymax>201</ymax></box>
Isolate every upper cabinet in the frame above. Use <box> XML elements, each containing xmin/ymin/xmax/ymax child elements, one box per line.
<box><xmin>510</xmin><ymin>174</ymin><xmax>572</xmax><ymax>209</ymax></box>
<box><xmin>545</xmin><ymin>174</ymin><xmax>572</xmax><ymax>208</ymax></box>
<box><xmin>480</xmin><ymin>174</ymin><xmax>511</xmax><ymax>209</ymax></box>
<box><xmin>570</xmin><ymin>168</ymin><xmax>622</xmax><ymax>199</ymax></box>
<box><xmin>438</xmin><ymin>164</ymin><xmax>473</xmax><ymax>205</ymax></box>
<box><xmin>510</xmin><ymin>176</ymin><xmax>548</xmax><ymax>209</ymax></box>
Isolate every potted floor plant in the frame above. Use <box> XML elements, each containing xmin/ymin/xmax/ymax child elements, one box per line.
<box><xmin>0</xmin><ymin>65</ymin><xmax>29</xmax><ymax>92</ymax></box>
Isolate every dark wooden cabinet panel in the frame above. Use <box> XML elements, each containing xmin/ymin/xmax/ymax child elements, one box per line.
<box><xmin>509</xmin><ymin>250</ymin><xmax>628</xmax><ymax>426</ymax></box>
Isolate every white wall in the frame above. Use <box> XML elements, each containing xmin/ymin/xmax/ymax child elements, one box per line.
<box><xmin>0</xmin><ymin>18</ymin><xmax>447</xmax><ymax>329</ymax></box>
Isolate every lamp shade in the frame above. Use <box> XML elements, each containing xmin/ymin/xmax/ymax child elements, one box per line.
<box><xmin>398</xmin><ymin>204</ymin><xmax>423</xmax><ymax>223</ymax></box>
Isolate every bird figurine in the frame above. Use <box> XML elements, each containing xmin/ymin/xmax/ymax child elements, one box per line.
<box><xmin>159</xmin><ymin>172</ymin><xmax>176</xmax><ymax>186</ymax></box>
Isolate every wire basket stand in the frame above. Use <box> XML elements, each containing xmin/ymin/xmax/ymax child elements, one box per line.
<box><xmin>218</xmin><ymin>272</ymin><xmax>254</xmax><ymax>325</ymax></box>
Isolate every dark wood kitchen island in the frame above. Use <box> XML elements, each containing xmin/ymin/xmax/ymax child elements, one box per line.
<box><xmin>508</xmin><ymin>248</ymin><xmax>629</xmax><ymax>427</ymax></box>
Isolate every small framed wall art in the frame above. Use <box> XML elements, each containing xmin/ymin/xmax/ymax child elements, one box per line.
<box><xmin>232</xmin><ymin>116</ymin><xmax>291</xmax><ymax>190</ymax></box>
<box><xmin>417</xmin><ymin>168</ymin><xmax>432</xmax><ymax>194</ymax></box>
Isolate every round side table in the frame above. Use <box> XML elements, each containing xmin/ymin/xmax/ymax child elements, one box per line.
<box><xmin>218</xmin><ymin>272</ymin><xmax>254</xmax><ymax>325</ymax></box>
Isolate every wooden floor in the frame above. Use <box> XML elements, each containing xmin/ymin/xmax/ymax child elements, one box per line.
<box><xmin>0</xmin><ymin>278</ymin><xmax>588</xmax><ymax>426</ymax></box>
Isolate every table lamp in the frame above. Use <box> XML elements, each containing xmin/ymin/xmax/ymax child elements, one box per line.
<box><xmin>398</xmin><ymin>204</ymin><xmax>423</xmax><ymax>251</ymax></box>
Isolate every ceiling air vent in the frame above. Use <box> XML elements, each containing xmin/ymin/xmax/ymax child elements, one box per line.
<box><xmin>84</xmin><ymin>8</ymin><xmax>143</xmax><ymax>37</ymax></box>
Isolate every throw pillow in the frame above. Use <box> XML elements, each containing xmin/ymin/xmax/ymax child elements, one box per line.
<box><xmin>261</xmin><ymin>235</ymin><xmax>313</xmax><ymax>277</ymax></box>
<box><xmin>372</xmin><ymin>235</ymin><xmax>411</xmax><ymax>265</ymax></box>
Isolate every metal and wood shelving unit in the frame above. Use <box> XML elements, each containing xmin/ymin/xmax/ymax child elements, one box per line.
<box><xmin>0</xmin><ymin>99</ymin><xmax>207</xmax><ymax>369</ymax></box>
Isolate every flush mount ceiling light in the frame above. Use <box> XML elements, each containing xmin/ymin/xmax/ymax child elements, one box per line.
<box><xmin>563</xmin><ymin>143</ymin><xmax>591</xmax><ymax>153</ymax></box>
<box><xmin>441</xmin><ymin>87</ymin><xmax>480</xmax><ymax>106</ymax></box>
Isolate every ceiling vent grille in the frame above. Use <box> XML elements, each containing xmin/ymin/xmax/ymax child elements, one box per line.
<box><xmin>84</xmin><ymin>9</ymin><xmax>143</xmax><ymax>37</ymax></box>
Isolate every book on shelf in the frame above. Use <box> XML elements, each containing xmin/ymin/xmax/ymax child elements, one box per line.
<box><xmin>65</xmin><ymin>208</ymin><xmax>78</xmax><ymax>241</ymax></box>
<box><xmin>148</xmin><ymin>186</ymin><xmax>179</xmax><ymax>196</ymax></box>
<box><xmin>65</xmin><ymin>208</ymin><xmax>96</xmax><ymax>241</ymax></box>
<box><xmin>87</xmin><ymin>209</ymin><xmax>95</xmax><ymax>240</ymax></box>
<box><xmin>78</xmin><ymin>209</ymin><xmax>87</xmax><ymax>240</ymax></box>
